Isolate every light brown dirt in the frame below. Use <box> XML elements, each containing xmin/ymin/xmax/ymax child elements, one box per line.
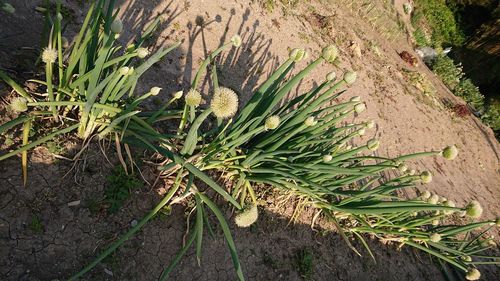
<box><xmin>0</xmin><ymin>0</ymin><xmax>499</xmax><ymax>280</ymax></box>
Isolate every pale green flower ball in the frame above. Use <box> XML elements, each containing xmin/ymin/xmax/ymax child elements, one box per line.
<box><xmin>420</xmin><ymin>171</ymin><xmax>432</xmax><ymax>184</ymax></box>
<box><xmin>429</xmin><ymin>233</ymin><xmax>441</xmax><ymax>243</ymax></box>
<box><xmin>428</xmin><ymin>194</ymin><xmax>439</xmax><ymax>204</ymax></box>
<box><xmin>465</xmin><ymin>268</ymin><xmax>481</xmax><ymax>281</ymax></box>
<box><xmin>137</xmin><ymin>47</ymin><xmax>150</xmax><ymax>59</ymax></box>
<box><xmin>322</xmin><ymin>45</ymin><xmax>338</xmax><ymax>63</ymax></box>
<box><xmin>211</xmin><ymin>87</ymin><xmax>239</xmax><ymax>118</ymax></box>
<box><xmin>323</xmin><ymin>154</ymin><xmax>333</xmax><ymax>163</ymax></box>
<box><xmin>442</xmin><ymin>145</ymin><xmax>458</xmax><ymax>160</ymax></box>
<box><xmin>365</xmin><ymin>120</ymin><xmax>375</xmax><ymax>129</ymax></box>
<box><xmin>10</xmin><ymin>97</ymin><xmax>28</xmax><ymax>112</ymax></box>
<box><xmin>119</xmin><ymin>66</ymin><xmax>130</xmax><ymax>76</ymax></box>
<box><xmin>149</xmin><ymin>87</ymin><xmax>161</xmax><ymax>96</ymax></box>
<box><xmin>326</xmin><ymin>71</ymin><xmax>336</xmax><ymax>81</ymax></box>
<box><xmin>304</xmin><ymin>116</ymin><xmax>317</xmax><ymax>127</ymax></box>
<box><xmin>42</xmin><ymin>47</ymin><xmax>57</xmax><ymax>64</ymax></box>
<box><xmin>344</xmin><ymin>71</ymin><xmax>357</xmax><ymax>85</ymax></box>
<box><xmin>465</xmin><ymin>200</ymin><xmax>483</xmax><ymax>218</ymax></box>
<box><xmin>185</xmin><ymin>89</ymin><xmax>202</xmax><ymax>107</ymax></box>
<box><xmin>354</xmin><ymin>103</ymin><xmax>366</xmax><ymax>113</ymax></box>
<box><xmin>234</xmin><ymin>205</ymin><xmax>258</xmax><ymax>228</ymax></box>
<box><xmin>421</xmin><ymin>190</ymin><xmax>431</xmax><ymax>200</ymax></box>
<box><xmin>173</xmin><ymin>91</ymin><xmax>183</xmax><ymax>99</ymax></box>
<box><xmin>231</xmin><ymin>34</ymin><xmax>242</xmax><ymax>47</ymax></box>
<box><xmin>265</xmin><ymin>115</ymin><xmax>280</xmax><ymax>130</ymax></box>
<box><xmin>289</xmin><ymin>48</ymin><xmax>306</xmax><ymax>62</ymax></box>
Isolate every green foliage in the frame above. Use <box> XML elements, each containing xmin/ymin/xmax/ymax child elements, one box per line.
<box><xmin>294</xmin><ymin>248</ymin><xmax>314</xmax><ymax>279</ymax></box>
<box><xmin>454</xmin><ymin>79</ymin><xmax>484</xmax><ymax>110</ymax></box>
<box><xmin>29</xmin><ymin>215</ymin><xmax>44</xmax><ymax>233</ymax></box>
<box><xmin>413</xmin><ymin>28</ymin><xmax>430</xmax><ymax>47</ymax></box>
<box><xmin>431</xmin><ymin>55</ymin><xmax>463</xmax><ymax>90</ymax></box>
<box><xmin>481</xmin><ymin>101</ymin><xmax>500</xmax><ymax>137</ymax></box>
<box><xmin>412</xmin><ymin>0</ymin><xmax>465</xmax><ymax>47</ymax></box>
<box><xmin>105</xmin><ymin>166</ymin><xmax>141</xmax><ymax>213</ymax></box>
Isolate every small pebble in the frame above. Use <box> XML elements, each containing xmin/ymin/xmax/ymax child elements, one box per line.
<box><xmin>131</xmin><ymin>219</ymin><xmax>138</xmax><ymax>227</ymax></box>
<box><xmin>67</xmin><ymin>200</ymin><xmax>80</xmax><ymax>207</ymax></box>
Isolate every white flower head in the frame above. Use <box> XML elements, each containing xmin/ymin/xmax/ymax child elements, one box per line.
<box><xmin>173</xmin><ymin>91</ymin><xmax>183</xmax><ymax>99</ymax></box>
<box><xmin>465</xmin><ymin>268</ymin><xmax>481</xmax><ymax>281</ymax></box>
<box><xmin>211</xmin><ymin>87</ymin><xmax>239</xmax><ymax>118</ymax></box>
<box><xmin>421</xmin><ymin>190</ymin><xmax>431</xmax><ymax>200</ymax></box>
<box><xmin>231</xmin><ymin>34</ymin><xmax>242</xmax><ymax>47</ymax></box>
<box><xmin>323</xmin><ymin>154</ymin><xmax>333</xmax><ymax>163</ymax></box>
<box><xmin>428</xmin><ymin>194</ymin><xmax>439</xmax><ymax>204</ymax></box>
<box><xmin>137</xmin><ymin>47</ymin><xmax>150</xmax><ymax>59</ymax></box>
<box><xmin>289</xmin><ymin>48</ymin><xmax>306</xmax><ymax>62</ymax></box>
<box><xmin>354</xmin><ymin>103</ymin><xmax>366</xmax><ymax>113</ymax></box>
<box><xmin>365</xmin><ymin>120</ymin><xmax>375</xmax><ymax>129</ymax></box>
<box><xmin>119</xmin><ymin>66</ymin><xmax>130</xmax><ymax>76</ymax></box>
<box><xmin>10</xmin><ymin>97</ymin><xmax>28</xmax><ymax>112</ymax></box>
<box><xmin>420</xmin><ymin>171</ymin><xmax>432</xmax><ymax>184</ymax></box>
<box><xmin>322</xmin><ymin>45</ymin><xmax>338</xmax><ymax>63</ymax></box>
<box><xmin>185</xmin><ymin>89</ymin><xmax>202</xmax><ymax>107</ymax></box>
<box><xmin>234</xmin><ymin>205</ymin><xmax>258</xmax><ymax>228</ymax></box>
<box><xmin>42</xmin><ymin>47</ymin><xmax>57</xmax><ymax>64</ymax></box>
<box><xmin>326</xmin><ymin>71</ymin><xmax>336</xmax><ymax>81</ymax></box>
<box><xmin>265</xmin><ymin>115</ymin><xmax>280</xmax><ymax>130</ymax></box>
<box><xmin>441</xmin><ymin>145</ymin><xmax>458</xmax><ymax>160</ymax></box>
<box><xmin>304</xmin><ymin>116</ymin><xmax>317</xmax><ymax>127</ymax></box>
<box><xmin>429</xmin><ymin>233</ymin><xmax>441</xmax><ymax>243</ymax></box>
<box><xmin>344</xmin><ymin>71</ymin><xmax>357</xmax><ymax>85</ymax></box>
<box><xmin>465</xmin><ymin>200</ymin><xmax>483</xmax><ymax>218</ymax></box>
<box><xmin>150</xmin><ymin>87</ymin><xmax>162</xmax><ymax>96</ymax></box>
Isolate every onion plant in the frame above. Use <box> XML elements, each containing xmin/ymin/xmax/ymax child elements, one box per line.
<box><xmin>73</xmin><ymin>41</ymin><xmax>499</xmax><ymax>280</ymax></box>
<box><xmin>0</xmin><ymin>0</ymin><xmax>180</xmax><ymax>183</ymax></box>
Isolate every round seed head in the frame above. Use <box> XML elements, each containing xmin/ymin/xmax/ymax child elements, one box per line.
<box><xmin>231</xmin><ymin>34</ymin><xmax>242</xmax><ymax>47</ymax></box>
<box><xmin>110</xmin><ymin>18</ymin><xmax>123</xmax><ymax>34</ymax></box>
<box><xmin>211</xmin><ymin>87</ymin><xmax>239</xmax><ymax>118</ymax></box>
<box><xmin>289</xmin><ymin>48</ymin><xmax>306</xmax><ymax>62</ymax></box>
<box><xmin>326</xmin><ymin>71</ymin><xmax>336</xmax><ymax>81</ymax></box>
<box><xmin>429</xmin><ymin>233</ymin><xmax>441</xmax><ymax>242</ymax></box>
<box><xmin>304</xmin><ymin>116</ymin><xmax>317</xmax><ymax>127</ymax></box>
<box><xmin>441</xmin><ymin>145</ymin><xmax>458</xmax><ymax>160</ymax></box>
<box><xmin>10</xmin><ymin>97</ymin><xmax>28</xmax><ymax>112</ymax></box>
<box><xmin>421</xmin><ymin>190</ymin><xmax>431</xmax><ymax>200</ymax></box>
<box><xmin>344</xmin><ymin>71</ymin><xmax>357</xmax><ymax>85</ymax></box>
<box><xmin>42</xmin><ymin>47</ymin><xmax>57</xmax><ymax>64</ymax></box>
<box><xmin>321</xmin><ymin>45</ymin><xmax>338</xmax><ymax>63</ymax></box>
<box><xmin>431</xmin><ymin>219</ymin><xmax>439</xmax><ymax>226</ymax></box>
<box><xmin>365</xmin><ymin>120</ymin><xmax>375</xmax><ymax>129</ymax></box>
<box><xmin>461</xmin><ymin>256</ymin><xmax>472</xmax><ymax>262</ymax></box>
<box><xmin>465</xmin><ymin>200</ymin><xmax>483</xmax><ymax>218</ymax></box>
<box><xmin>354</xmin><ymin>103</ymin><xmax>366</xmax><ymax>113</ymax></box>
<box><xmin>1</xmin><ymin>3</ymin><xmax>15</xmax><ymax>14</ymax></box>
<box><xmin>234</xmin><ymin>205</ymin><xmax>258</xmax><ymax>228</ymax></box>
<box><xmin>323</xmin><ymin>154</ymin><xmax>333</xmax><ymax>163</ymax></box>
<box><xmin>428</xmin><ymin>194</ymin><xmax>439</xmax><ymax>204</ymax></box>
<box><xmin>119</xmin><ymin>66</ymin><xmax>130</xmax><ymax>75</ymax></box>
<box><xmin>420</xmin><ymin>171</ymin><xmax>432</xmax><ymax>183</ymax></box>
<box><xmin>185</xmin><ymin>89</ymin><xmax>202</xmax><ymax>107</ymax></box>
<box><xmin>357</xmin><ymin>128</ymin><xmax>365</xmax><ymax>136</ymax></box>
<box><xmin>150</xmin><ymin>87</ymin><xmax>161</xmax><ymax>96</ymax></box>
<box><xmin>173</xmin><ymin>91</ymin><xmax>183</xmax><ymax>99</ymax></box>
<box><xmin>465</xmin><ymin>268</ymin><xmax>481</xmax><ymax>280</ymax></box>
<box><xmin>408</xmin><ymin>169</ymin><xmax>416</xmax><ymax>176</ymax></box>
<box><xmin>137</xmin><ymin>47</ymin><xmax>150</xmax><ymax>58</ymax></box>
<box><xmin>367</xmin><ymin>139</ymin><xmax>379</xmax><ymax>151</ymax></box>
<box><xmin>265</xmin><ymin>115</ymin><xmax>280</xmax><ymax>130</ymax></box>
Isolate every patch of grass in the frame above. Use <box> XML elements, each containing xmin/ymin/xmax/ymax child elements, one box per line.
<box><xmin>413</xmin><ymin>27</ymin><xmax>430</xmax><ymax>47</ymax></box>
<box><xmin>431</xmin><ymin>55</ymin><xmax>463</xmax><ymax>90</ymax></box>
<box><xmin>29</xmin><ymin>215</ymin><xmax>43</xmax><ymax>234</ymax></box>
<box><xmin>294</xmin><ymin>248</ymin><xmax>314</xmax><ymax>279</ymax></box>
<box><xmin>412</xmin><ymin>0</ymin><xmax>464</xmax><ymax>47</ymax></box>
<box><xmin>105</xmin><ymin>166</ymin><xmax>142</xmax><ymax>214</ymax></box>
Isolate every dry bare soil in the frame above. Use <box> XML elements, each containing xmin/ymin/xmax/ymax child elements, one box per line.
<box><xmin>0</xmin><ymin>0</ymin><xmax>499</xmax><ymax>280</ymax></box>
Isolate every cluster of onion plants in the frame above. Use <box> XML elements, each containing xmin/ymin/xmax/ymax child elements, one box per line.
<box><xmin>71</xmin><ymin>40</ymin><xmax>499</xmax><ymax>280</ymax></box>
<box><xmin>0</xmin><ymin>0</ymin><xmax>179</xmax><ymax>183</ymax></box>
<box><xmin>0</xmin><ymin>2</ymin><xmax>498</xmax><ymax>281</ymax></box>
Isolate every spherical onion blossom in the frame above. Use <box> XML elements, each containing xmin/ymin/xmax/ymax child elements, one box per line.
<box><xmin>173</xmin><ymin>91</ymin><xmax>183</xmax><ymax>99</ymax></box>
<box><xmin>10</xmin><ymin>97</ymin><xmax>28</xmax><ymax>112</ymax></box>
<box><xmin>354</xmin><ymin>103</ymin><xmax>366</xmax><ymax>113</ymax></box>
<box><xmin>429</xmin><ymin>233</ymin><xmax>441</xmax><ymax>243</ymax></box>
<box><xmin>465</xmin><ymin>200</ymin><xmax>483</xmax><ymax>218</ymax></box>
<box><xmin>119</xmin><ymin>66</ymin><xmax>130</xmax><ymax>76</ymax></box>
<box><xmin>322</xmin><ymin>45</ymin><xmax>338</xmax><ymax>63</ymax></box>
<box><xmin>265</xmin><ymin>115</ymin><xmax>280</xmax><ymax>130</ymax></box>
<box><xmin>344</xmin><ymin>71</ymin><xmax>357</xmax><ymax>85</ymax></box>
<box><xmin>149</xmin><ymin>87</ymin><xmax>161</xmax><ymax>96</ymax></box>
<box><xmin>421</xmin><ymin>190</ymin><xmax>431</xmax><ymax>200</ymax></box>
<box><xmin>323</xmin><ymin>155</ymin><xmax>333</xmax><ymax>163</ymax></box>
<box><xmin>231</xmin><ymin>34</ymin><xmax>242</xmax><ymax>47</ymax></box>
<box><xmin>211</xmin><ymin>87</ymin><xmax>239</xmax><ymax>119</ymax></box>
<box><xmin>465</xmin><ymin>268</ymin><xmax>481</xmax><ymax>281</ymax></box>
<box><xmin>326</xmin><ymin>71</ymin><xmax>336</xmax><ymax>81</ymax></box>
<box><xmin>234</xmin><ymin>205</ymin><xmax>258</xmax><ymax>228</ymax></box>
<box><xmin>42</xmin><ymin>47</ymin><xmax>57</xmax><ymax>64</ymax></box>
<box><xmin>442</xmin><ymin>145</ymin><xmax>458</xmax><ymax>160</ymax></box>
<box><xmin>289</xmin><ymin>48</ymin><xmax>307</xmax><ymax>62</ymax></box>
<box><xmin>304</xmin><ymin>116</ymin><xmax>317</xmax><ymax>127</ymax></box>
<box><xmin>185</xmin><ymin>89</ymin><xmax>202</xmax><ymax>107</ymax></box>
<box><xmin>420</xmin><ymin>171</ymin><xmax>432</xmax><ymax>183</ymax></box>
<box><xmin>428</xmin><ymin>194</ymin><xmax>439</xmax><ymax>204</ymax></box>
<box><xmin>137</xmin><ymin>47</ymin><xmax>150</xmax><ymax>59</ymax></box>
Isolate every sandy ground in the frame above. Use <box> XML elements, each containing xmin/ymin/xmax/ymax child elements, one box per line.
<box><xmin>0</xmin><ymin>0</ymin><xmax>499</xmax><ymax>280</ymax></box>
